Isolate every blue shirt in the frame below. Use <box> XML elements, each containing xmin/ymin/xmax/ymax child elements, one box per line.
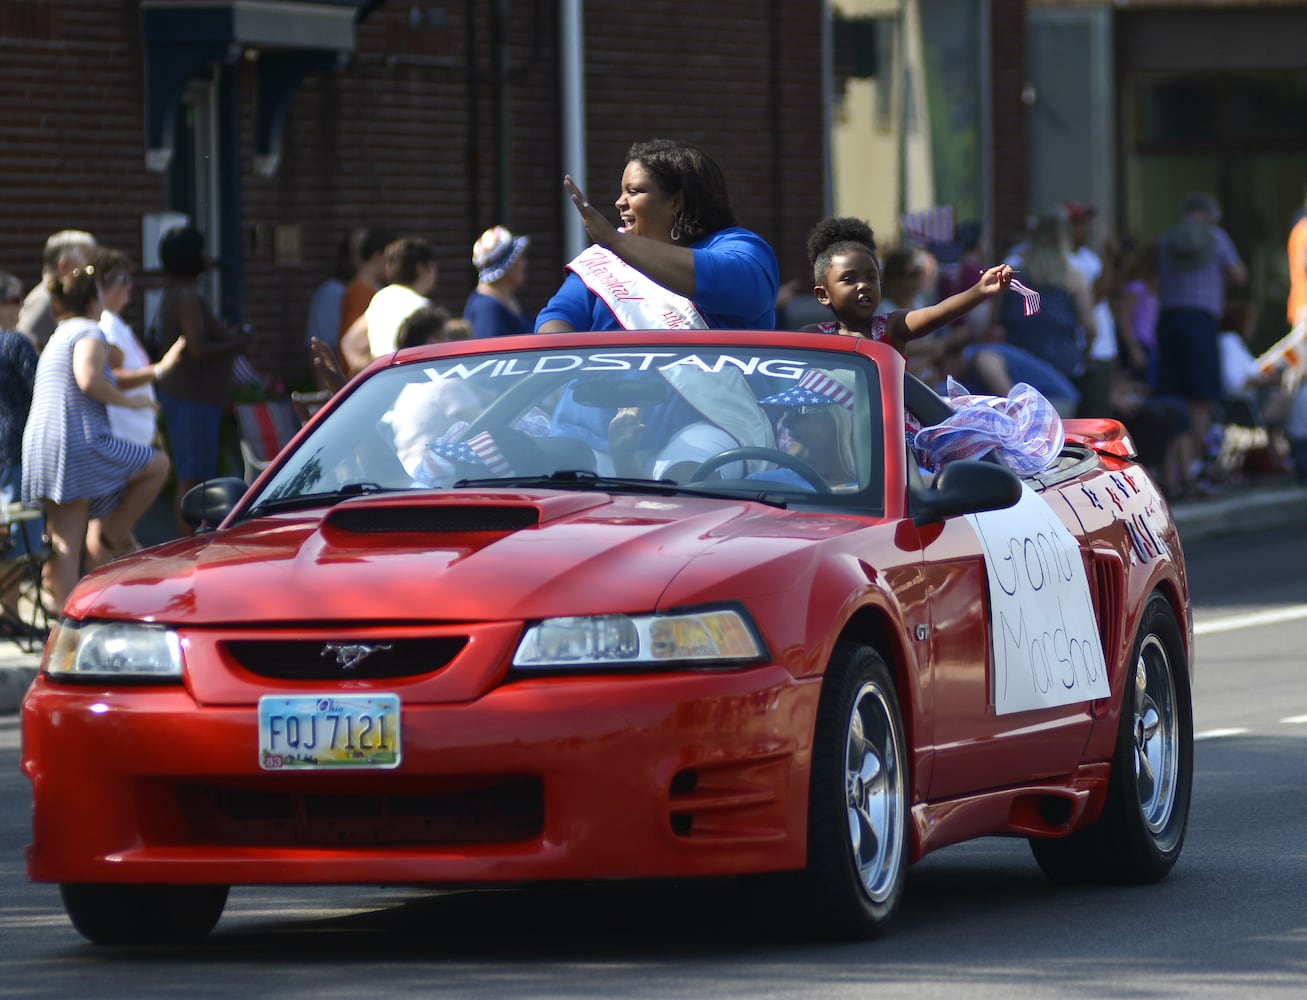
<box><xmin>534</xmin><ymin>227</ymin><xmax>780</xmax><ymax>332</ymax></box>
<box><xmin>463</xmin><ymin>290</ymin><xmax>533</xmax><ymax>338</ymax></box>
<box><xmin>305</xmin><ymin>279</ymin><xmax>345</xmax><ymax>349</ymax></box>
<box><xmin>0</xmin><ymin>330</ymin><xmax>38</xmax><ymax>465</ymax></box>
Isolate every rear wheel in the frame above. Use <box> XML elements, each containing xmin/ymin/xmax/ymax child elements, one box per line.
<box><xmin>787</xmin><ymin>642</ymin><xmax>908</xmax><ymax>939</ymax></box>
<box><xmin>60</xmin><ymin>883</ymin><xmax>229</xmax><ymax>945</ymax></box>
<box><xmin>1030</xmin><ymin>593</ymin><xmax>1192</xmax><ymax>883</ymax></box>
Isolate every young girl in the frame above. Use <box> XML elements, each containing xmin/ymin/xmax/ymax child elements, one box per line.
<box><xmin>802</xmin><ymin>217</ymin><xmax>1013</xmax><ymax>351</ymax></box>
<box><xmin>801</xmin><ymin>217</ymin><xmax>1064</xmax><ymax>477</ymax></box>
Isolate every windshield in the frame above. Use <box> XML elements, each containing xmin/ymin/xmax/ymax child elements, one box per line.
<box><xmin>251</xmin><ymin>343</ymin><xmax>884</xmax><ymax>509</ymax></box>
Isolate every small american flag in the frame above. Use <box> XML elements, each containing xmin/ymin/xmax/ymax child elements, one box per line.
<box><xmin>426</xmin><ymin>431</ymin><xmax>511</xmax><ymax>475</ymax></box>
<box><xmin>232</xmin><ymin>354</ymin><xmax>266</xmax><ymax>388</ymax></box>
<box><xmin>1009</xmin><ymin>278</ymin><xmax>1041</xmax><ymax>317</ymax></box>
<box><xmin>900</xmin><ymin>205</ymin><xmax>955</xmax><ymax>246</ymax></box>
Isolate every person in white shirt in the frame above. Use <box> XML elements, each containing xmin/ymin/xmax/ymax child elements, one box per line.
<box><xmin>1217</xmin><ymin>299</ymin><xmax>1296</xmax><ymax>427</ymax></box>
<box><xmin>338</xmin><ymin>237</ymin><xmax>438</xmax><ymax>376</ymax></box>
<box><xmin>96</xmin><ymin>249</ymin><xmax>158</xmax><ymax>448</ymax></box>
<box><xmin>1063</xmin><ymin>202</ymin><xmax>1119</xmax><ymax>417</ymax></box>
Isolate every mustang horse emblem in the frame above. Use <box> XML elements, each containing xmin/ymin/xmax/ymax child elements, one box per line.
<box><xmin>321</xmin><ymin>642</ymin><xmax>392</xmax><ymax>671</ymax></box>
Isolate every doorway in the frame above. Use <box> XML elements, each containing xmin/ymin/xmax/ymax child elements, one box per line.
<box><xmin>1124</xmin><ymin>74</ymin><xmax>1307</xmax><ymax>351</ymax></box>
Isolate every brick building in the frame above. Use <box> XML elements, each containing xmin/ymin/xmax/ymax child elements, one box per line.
<box><xmin>0</xmin><ymin>0</ymin><xmax>828</xmax><ymax>382</ymax></box>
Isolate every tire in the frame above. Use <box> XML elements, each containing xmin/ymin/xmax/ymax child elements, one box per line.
<box><xmin>60</xmin><ymin>883</ymin><xmax>229</xmax><ymax>945</ymax></box>
<box><xmin>1030</xmin><ymin>592</ymin><xmax>1193</xmax><ymax>884</ymax></box>
<box><xmin>787</xmin><ymin>642</ymin><xmax>909</xmax><ymax>939</ymax></box>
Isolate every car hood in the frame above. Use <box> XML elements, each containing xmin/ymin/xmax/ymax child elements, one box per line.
<box><xmin>68</xmin><ymin>489</ymin><xmax>876</xmax><ymax>625</ymax></box>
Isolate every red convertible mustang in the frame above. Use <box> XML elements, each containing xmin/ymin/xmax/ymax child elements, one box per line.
<box><xmin>22</xmin><ymin>331</ymin><xmax>1193</xmax><ymax>944</ymax></box>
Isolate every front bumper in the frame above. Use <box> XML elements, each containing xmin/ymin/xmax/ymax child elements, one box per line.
<box><xmin>22</xmin><ymin>665</ymin><xmax>819</xmax><ymax>886</ymax></box>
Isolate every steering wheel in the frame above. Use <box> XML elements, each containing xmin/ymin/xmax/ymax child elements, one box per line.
<box><xmin>688</xmin><ymin>447</ymin><xmax>832</xmax><ymax>494</ymax></box>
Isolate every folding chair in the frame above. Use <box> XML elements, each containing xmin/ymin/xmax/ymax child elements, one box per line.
<box><xmin>1211</xmin><ymin>394</ymin><xmax>1270</xmax><ymax>481</ymax></box>
<box><xmin>290</xmin><ymin>389</ymin><xmax>332</xmax><ymax>424</ymax></box>
<box><xmin>1</xmin><ymin>503</ymin><xmax>52</xmax><ymax>652</ymax></box>
<box><xmin>233</xmin><ymin>400</ymin><xmax>301</xmax><ymax>483</ymax></box>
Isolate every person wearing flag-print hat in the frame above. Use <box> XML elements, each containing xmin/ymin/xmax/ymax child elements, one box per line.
<box><xmin>750</xmin><ymin>368</ymin><xmax>860</xmax><ymax>490</ymax></box>
<box><xmin>464</xmin><ymin>226</ymin><xmax>533</xmax><ymax>339</ymax></box>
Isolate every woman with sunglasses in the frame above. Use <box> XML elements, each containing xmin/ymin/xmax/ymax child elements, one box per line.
<box><xmin>96</xmin><ymin>248</ymin><xmax>158</xmax><ymax>449</ymax></box>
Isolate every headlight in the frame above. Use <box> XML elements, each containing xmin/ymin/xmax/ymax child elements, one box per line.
<box><xmin>513</xmin><ymin>607</ymin><xmax>765</xmax><ymax>669</ymax></box>
<box><xmin>42</xmin><ymin>621</ymin><xmax>183</xmax><ymax>682</ymax></box>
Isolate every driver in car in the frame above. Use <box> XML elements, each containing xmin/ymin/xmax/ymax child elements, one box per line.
<box><xmin>750</xmin><ymin>368</ymin><xmax>860</xmax><ymax>490</ymax></box>
<box><xmin>775</xmin><ymin>407</ymin><xmax>855</xmax><ymax>486</ymax></box>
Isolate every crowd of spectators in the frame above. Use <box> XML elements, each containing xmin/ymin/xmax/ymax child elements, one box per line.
<box><xmin>6</xmin><ymin>158</ymin><xmax>1307</xmax><ymax>629</ymax></box>
<box><xmin>847</xmin><ymin>193</ymin><xmax>1307</xmax><ymax>501</ymax></box>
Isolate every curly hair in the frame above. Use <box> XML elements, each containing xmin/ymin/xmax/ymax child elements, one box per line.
<box><xmin>806</xmin><ymin>217</ymin><xmax>878</xmax><ymax>283</ymax></box>
<box><xmin>627</xmin><ymin>139</ymin><xmax>737</xmax><ymax>243</ymax></box>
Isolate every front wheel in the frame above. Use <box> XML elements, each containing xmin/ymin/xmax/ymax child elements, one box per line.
<box><xmin>60</xmin><ymin>883</ymin><xmax>229</xmax><ymax>945</ymax></box>
<box><xmin>1030</xmin><ymin>592</ymin><xmax>1193</xmax><ymax>883</ymax></box>
<box><xmin>786</xmin><ymin>643</ymin><xmax>908</xmax><ymax>938</ymax></box>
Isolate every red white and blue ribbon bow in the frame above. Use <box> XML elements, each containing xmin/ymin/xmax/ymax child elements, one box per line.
<box><xmin>913</xmin><ymin>378</ymin><xmax>1063</xmax><ymax>477</ymax></box>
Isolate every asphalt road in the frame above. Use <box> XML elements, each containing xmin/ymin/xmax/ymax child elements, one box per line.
<box><xmin>1</xmin><ymin>526</ymin><xmax>1305</xmax><ymax>998</ymax></box>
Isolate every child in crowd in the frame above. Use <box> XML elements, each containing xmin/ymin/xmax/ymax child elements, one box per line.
<box><xmin>396</xmin><ymin>306</ymin><xmax>472</xmax><ymax>351</ymax></box>
<box><xmin>1216</xmin><ymin>299</ymin><xmax>1298</xmax><ymax>479</ymax></box>
<box><xmin>802</xmin><ymin>217</ymin><xmax>1014</xmax><ymax>352</ymax></box>
<box><xmin>1218</xmin><ymin>301</ymin><xmax>1283</xmax><ymax>409</ymax></box>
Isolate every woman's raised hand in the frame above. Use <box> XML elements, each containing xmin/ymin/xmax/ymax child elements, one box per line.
<box><xmin>564</xmin><ymin>175</ymin><xmax>617</xmax><ymax>247</ymax></box>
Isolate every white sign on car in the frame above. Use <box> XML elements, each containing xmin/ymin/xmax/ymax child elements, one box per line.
<box><xmin>967</xmin><ymin>483</ymin><xmax>1111</xmax><ymax>715</ymax></box>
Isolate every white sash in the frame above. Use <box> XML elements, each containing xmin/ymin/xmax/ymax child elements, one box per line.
<box><xmin>567</xmin><ymin>245</ymin><xmax>708</xmax><ymax>330</ymax></box>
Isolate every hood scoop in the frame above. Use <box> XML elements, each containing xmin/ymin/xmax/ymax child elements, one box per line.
<box><xmin>323</xmin><ymin>490</ymin><xmax>611</xmax><ymax>536</ymax></box>
<box><xmin>328</xmin><ymin>504</ymin><xmax>538</xmax><ymax>534</ymax></box>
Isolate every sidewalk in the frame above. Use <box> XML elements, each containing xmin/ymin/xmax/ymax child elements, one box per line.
<box><xmin>3</xmin><ymin>481</ymin><xmax>1305</xmax><ymax>713</ymax></box>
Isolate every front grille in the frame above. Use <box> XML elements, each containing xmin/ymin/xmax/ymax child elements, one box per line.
<box><xmin>224</xmin><ymin>637</ymin><xmax>466</xmax><ymax>680</ymax></box>
<box><xmin>177</xmin><ymin>778</ymin><xmax>543</xmax><ymax>847</ymax></box>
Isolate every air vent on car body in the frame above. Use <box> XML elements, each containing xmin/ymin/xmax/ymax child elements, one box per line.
<box><xmin>326</xmin><ymin>505</ymin><xmax>539</xmax><ymax>534</ymax></box>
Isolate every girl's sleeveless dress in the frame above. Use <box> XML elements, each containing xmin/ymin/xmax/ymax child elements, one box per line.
<box><xmin>22</xmin><ymin>317</ymin><xmax>154</xmax><ymax>517</ymax></box>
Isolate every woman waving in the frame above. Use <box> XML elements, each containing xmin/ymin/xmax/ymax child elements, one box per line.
<box><xmin>536</xmin><ymin>139</ymin><xmax>779</xmax><ymax>333</ymax></box>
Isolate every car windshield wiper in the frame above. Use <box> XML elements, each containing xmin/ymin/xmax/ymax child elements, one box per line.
<box><xmin>453</xmin><ymin>470</ymin><xmax>790</xmax><ymax>508</ymax></box>
<box><xmin>244</xmin><ymin>482</ymin><xmax>388</xmax><ymax>518</ymax></box>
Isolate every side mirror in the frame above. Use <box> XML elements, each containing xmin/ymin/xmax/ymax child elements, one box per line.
<box><xmin>180</xmin><ymin>477</ymin><xmax>249</xmax><ymax>530</ymax></box>
<box><xmin>912</xmin><ymin>459</ymin><xmax>1021</xmax><ymax>524</ymax></box>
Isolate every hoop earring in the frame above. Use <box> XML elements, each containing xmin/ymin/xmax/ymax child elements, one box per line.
<box><xmin>670</xmin><ymin>215</ymin><xmax>683</xmax><ymax>242</ymax></box>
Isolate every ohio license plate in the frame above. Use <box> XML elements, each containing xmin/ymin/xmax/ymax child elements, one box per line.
<box><xmin>258</xmin><ymin>694</ymin><xmax>401</xmax><ymax>770</ymax></box>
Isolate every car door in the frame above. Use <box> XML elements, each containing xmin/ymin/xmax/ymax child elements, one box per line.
<box><xmin>904</xmin><ymin>428</ymin><xmax>1105</xmax><ymax>801</ymax></box>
